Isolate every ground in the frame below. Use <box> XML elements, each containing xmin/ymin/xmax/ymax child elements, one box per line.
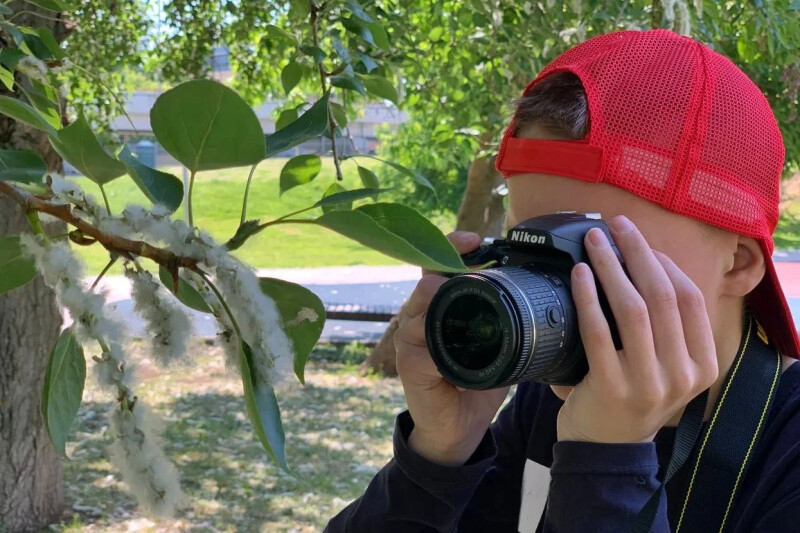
<box><xmin>50</xmin><ymin>339</ymin><xmax>406</xmax><ymax>532</ymax></box>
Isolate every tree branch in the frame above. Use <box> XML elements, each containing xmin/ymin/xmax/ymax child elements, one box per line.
<box><xmin>0</xmin><ymin>181</ymin><xmax>202</xmax><ymax>273</ymax></box>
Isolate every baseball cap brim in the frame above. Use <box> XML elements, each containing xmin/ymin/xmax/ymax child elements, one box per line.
<box><xmin>749</xmin><ymin>239</ymin><xmax>800</xmax><ymax>359</ymax></box>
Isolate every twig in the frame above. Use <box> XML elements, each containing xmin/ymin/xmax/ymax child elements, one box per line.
<box><xmin>310</xmin><ymin>3</ymin><xmax>343</xmax><ymax>181</ymax></box>
<box><xmin>90</xmin><ymin>255</ymin><xmax>118</xmax><ymax>291</ymax></box>
<box><xmin>0</xmin><ymin>181</ymin><xmax>201</xmax><ymax>272</ymax></box>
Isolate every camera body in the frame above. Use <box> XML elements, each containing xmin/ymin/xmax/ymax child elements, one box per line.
<box><xmin>425</xmin><ymin>212</ymin><xmax>622</xmax><ymax>390</ymax></box>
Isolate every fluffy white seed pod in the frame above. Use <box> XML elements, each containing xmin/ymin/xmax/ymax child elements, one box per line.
<box><xmin>126</xmin><ymin>268</ymin><xmax>192</xmax><ymax>367</ymax></box>
<box><xmin>213</xmin><ymin>257</ymin><xmax>294</xmax><ymax>386</ymax></box>
<box><xmin>106</xmin><ymin>405</ymin><xmax>184</xmax><ymax>518</ymax></box>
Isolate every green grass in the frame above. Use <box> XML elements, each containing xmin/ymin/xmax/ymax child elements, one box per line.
<box><xmin>73</xmin><ymin>157</ymin><xmax>454</xmax><ymax>275</ymax></box>
<box><xmin>775</xmin><ymin>202</ymin><xmax>800</xmax><ymax>250</ymax></box>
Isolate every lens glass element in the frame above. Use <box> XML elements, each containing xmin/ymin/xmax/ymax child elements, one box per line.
<box><xmin>441</xmin><ymin>294</ymin><xmax>504</xmax><ymax>370</ymax></box>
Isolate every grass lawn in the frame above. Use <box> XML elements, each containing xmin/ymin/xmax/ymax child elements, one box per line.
<box><xmin>73</xmin><ymin>157</ymin><xmax>453</xmax><ymax>275</ymax></box>
<box><xmin>54</xmin><ymin>339</ymin><xmax>406</xmax><ymax>532</ymax></box>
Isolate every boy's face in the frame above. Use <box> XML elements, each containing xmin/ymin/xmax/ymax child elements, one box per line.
<box><xmin>505</xmin><ymin>126</ymin><xmax>739</xmax><ymax>335</ymax></box>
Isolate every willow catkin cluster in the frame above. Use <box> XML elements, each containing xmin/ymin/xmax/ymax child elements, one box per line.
<box><xmin>125</xmin><ymin>267</ymin><xmax>192</xmax><ymax>368</ymax></box>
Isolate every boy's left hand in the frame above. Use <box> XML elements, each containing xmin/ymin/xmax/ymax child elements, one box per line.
<box><xmin>553</xmin><ymin>215</ymin><xmax>719</xmax><ymax>443</ymax></box>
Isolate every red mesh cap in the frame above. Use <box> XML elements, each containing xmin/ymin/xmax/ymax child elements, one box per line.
<box><xmin>496</xmin><ymin>28</ymin><xmax>800</xmax><ymax>359</ymax></box>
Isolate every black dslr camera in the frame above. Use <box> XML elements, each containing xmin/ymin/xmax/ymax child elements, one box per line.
<box><xmin>425</xmin><ymin>212</ymin><xmax>623</xmax><ymax>390</ymax></box>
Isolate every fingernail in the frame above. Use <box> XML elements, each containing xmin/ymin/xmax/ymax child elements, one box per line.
<box><xmin>609</xmin><ymin>215</ymin><xmax>633</xmax><ymax>234</ymax></box>
<box><xmin>587</xmin><ymin>228</ymin><xmax>606</xmax><ymax>247</ymax></box>
<box><xmin>572</xmin><ymin>262</ymin><xmax>590</xmax><ymax>281</ymax></box>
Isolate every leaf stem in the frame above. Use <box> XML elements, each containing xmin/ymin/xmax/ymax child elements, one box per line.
<box><xmin>240</xmin><ymin>163</ymin><xmax>259</xmax><ymax>225</ymax></box>
<box><xmin>90</xmin><ymin>255</ymin><xmax>118</xmax><ymax>291</ymax></box>
<box><xmin>25</xmin><ymin>210</ymin><xmax>50</xmax><ymax>243</ymax></box>
<box><xmin>187</xmin><ymin>171</ymin><xmax>196</xmax><ymax>227</ymax></box>
<box><xmin>197</xmin><ymin>270</ymin><xmax>242</xmax><ymax>340</ymax></box>
<box><xmin>99</xmin><ymin>183</ymin><xmax>111</xmax><ymax>214</ymax></box>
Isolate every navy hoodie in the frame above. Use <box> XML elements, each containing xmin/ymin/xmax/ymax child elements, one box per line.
<box><xmin>325</xmin><ymin>331</ymin><xmax>800</xmax><ymax>532</ymax></box>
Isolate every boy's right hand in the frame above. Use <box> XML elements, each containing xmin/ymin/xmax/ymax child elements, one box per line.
<box><xmin>394</xmin><ymin>231</ymin><xmax>511</xmax><ymax>467</ymax></box>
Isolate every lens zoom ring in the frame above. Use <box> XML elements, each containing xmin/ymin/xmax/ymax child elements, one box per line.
<box><xmin>478</xmin><ymin>269</ymin><xmax>533</xmax><ymax>383</ymax></box>
<box><xmin>482</xmin><ymin>267</ymin><xmax>567</xmax><ymax>384</ymax></box>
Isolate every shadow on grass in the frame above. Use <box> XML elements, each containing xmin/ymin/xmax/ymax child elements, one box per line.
<box><xmin>61</xmin><ymin>375</ymin><xmax>405</xmax><ymax>531</ymax></box>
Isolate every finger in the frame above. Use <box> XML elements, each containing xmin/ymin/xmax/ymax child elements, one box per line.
<box><xmin>571</xmin><ymin>262</ymin><xmax>622</xmax><ymax>383</ymax></box>
<box><xmin>653</xmin><ymin>251</ymin><xmax>718</xmax><ymax>387</ymax></box>
<box><xmin>421</xmin><ymin>231</ymin><xmax>482</xmax><ymax>277</ymax></box>
<box><xmin>403</xmin><ymin>274</ymin><xmax>448</xmax><ymax>319</ymax></box>
<box><xmin>608</xmin><ymin>215</ymin><xmax>686</xmax><ymax>363</ymax></box>
<box><xmin>584</xmin><ymin>227</ymin><xmax>656</xmax><ymax>376</ymax></box>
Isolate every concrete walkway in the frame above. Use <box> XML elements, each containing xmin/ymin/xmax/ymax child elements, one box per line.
<box><xmin>84</xmin><ymin>261</ymin><xmax>800</xmax><ymax>345</ymax></box>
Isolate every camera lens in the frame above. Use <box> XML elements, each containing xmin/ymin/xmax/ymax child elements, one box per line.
<box><xmin>441</xmin><ymin>294</ymin><xmax>505</xmax><ymax>370</ymax></box>
<box><xmin>425</xmin><ymin>265</ymin><xmax>587</xmax><ymax>389</ymax></box>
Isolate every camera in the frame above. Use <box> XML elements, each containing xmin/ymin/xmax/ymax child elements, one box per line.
<box><xmin>425</xmin><ymin>212</ymin><xmax>623</xmax><ymax>390</ymax></box>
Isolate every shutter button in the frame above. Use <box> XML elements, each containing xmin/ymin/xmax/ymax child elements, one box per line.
<box><xmin>547</xmin><ymin>305</ymin><xmax>561</xmax><ymax>327</ymax></box>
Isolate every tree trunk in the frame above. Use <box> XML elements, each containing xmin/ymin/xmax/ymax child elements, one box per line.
<box><xmin>0</xmin><ymin>4</ymin><xmax>69</xmax><ymax>530</ymax></box>
<box><xmin>454</xmin><ymin>155</ymin><xmax>506</xmax><ymax>238</ymax></box>
<box><xmin>362</xmin><ymin>154</ymin><xmax>508</xmax><ymax>376</ymax></box>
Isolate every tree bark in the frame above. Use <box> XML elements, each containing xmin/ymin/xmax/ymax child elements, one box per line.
<box><xmin>0</xmin><ymin>4</ymin><xmax>68</xmax><ymax>530</ymax></box>
<box><xmin>454</xmin><ymin>154</ymin><xmax>506</xmax><ymax>238</ymax></box>
<box><xmin>362</xmin><ymin>154</ymin><xmax>507</xmax><ymax>376</ymax></box>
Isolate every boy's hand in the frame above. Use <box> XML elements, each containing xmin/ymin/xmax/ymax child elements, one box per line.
<box><xmin>554</xmin><ymin>215</ymin><xmax>719</xmax><ymax>443</ymax></box>
<box><xmin>395</xmin><ymin>231</ymin><xmax>510</xmax><ymax>466</ymax></box>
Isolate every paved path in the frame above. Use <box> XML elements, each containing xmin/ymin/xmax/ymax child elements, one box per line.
<box><xmin>86</xmin><ymin>262</ymin><xmax>800</xmax><ymax>345</ymax></box>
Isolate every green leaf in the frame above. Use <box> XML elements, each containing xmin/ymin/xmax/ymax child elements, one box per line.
<box><xmin>355</xmin><ymin>51</ymin><xmax>378</xmax><ymax>72</ymax></box>
<box><xmin>265</xmin><ymin>91</ymin><xmax>330</xmax><ymax>158</ymax></box>
<box><xmin>428</xmin><ymin>26</ymin><xmax>444</xmax><ymax>42</ymax></box>
<box><xmin>275</xmin><ymin>108</ymin><xmax>298</xmax><ymax>131</ymax></box>
<box><xmin>0</xmin><ymin>5</ymin><xmax>12</xmax><ymax>14</ymax></box>
<box><xmin>239</xmin><ymin>340</ymin><xmax>287</xmax><ymax>469</ymax></box>
<box><xmin>279</xmin><ymin>154</ymin><xmax>321</xmax><ymax>194</ymax></box>
<box><xmin>372</xmin><ymin>156</ymin><xmax>436</xmax><ymax>195</ymax></box>
<box><xmin>119</xmin><ymin>146</ymin><xmax>183</xmax><ymax>212</ymax></box>
<box><xmin>320</xmin><ymin>183</ymin><xmax>349</xmax><ymax>213</ymax></box>
<box><xmin>346</xmin><ymin>0</ymin><xmax>373</xmax><ymax>22</ymax></box>
<box><xmin>330</xmin><ymin>74</ymin><xmax>366</xmax><ymax>95</ymax></box>
<box><xmin>21</xmin><ymin>81</ymin><xmax>60</xmax><ymax>129</ymax></box>
<box><xmin>289</xmin><ymin>0</ymin><xmax>310</xmax><ymax>18</ymax></box>
<box><xmin>0</xmin><ymin>95</ymin><xmax>58</xmax><ymax>135</ymax></box>
<box><xmin>49</xmin><ymin>112</ymin><xmax>126</xmax><ymax>185</ymax></box>
<box><xmin>0</xmin><ymin>65</ymin><xmax>13</xmax><ymax>91</ymax></box>
<box><xmin>281</xmin><ymin>61</ymin><xmax>303</xmax><ymax>96</ymax></box>
<box><xmin>0</xmin><ymin>236</ymin><xmax>36</xmax><ymax>294</ymax></box>
<box><xmin>0</xmin><ymin>149</ymin><xmax>47</xmax><ymax>183</ymax></box>
<box><xmin>316</xmin><ymin>203</ymin><xmax>467</xmax><ymax>272</ymax></box>
<box><xmin>24</xmin><ymin>0</ymin><xmax>69</xmax><ymax>12</ymax></box>
<box><xmin>151</xmin><ymin>79</ymin><xmax>265</xmax><ymax>172</ymax></box>
<box><xmin>265</xmin><ymin>24</ymin><xmax>297</xmax><ymax>43</ymax></box>
<box><xmin>357</xmin><ymin>165</ymin><xmax>380</xmax><ymax>193</ymax></box>
<box><xmin>41</xmin><ymin>328</ymin><xmax>85</xmax><ymax>458</ymax></box>
<box><xmin>299</xmin><ymin>44</ymin><xmax>326</xmax><ymax>63</ymax></box>
<box><xmin>314</xmin><ymin>187</ymin><xmax>391</xmax><ymax>209</ymax></box>
<box><xmin>361</xmin><ymin>75</ymin><xmax>398</xmax><ymax>104</ymax></box>
<box><xmin>35</xmin><ymin>27</ymin><xmax>64</xmax><ymax>59</ymax></box>
<box><xmin>366</xmin><ymin>21</ymin><xmax>390</xmax><ymax>50</ymax></box>
<box><xmin>258</xmin><ymin>278</ymin><xmax>325</xmax><ymax>385</ymax></box>
<box><xmin>329</xmin><ymin>101</ymin><xmax>348</xmax><ymax>128</ymax></box>
<box><xmin>158</xmin><ymin>266</ymin><xmax>212</xmax><ymax>313</ymax></box>
<box><xmin>342</xmin><ymin>17</ymin><xmax>376</xmax><ymax>47</ymax></box>
<box><xmin>0</xmin><ymin>48</ymin><xmax>25</xmax><ymax>69</ymax></box>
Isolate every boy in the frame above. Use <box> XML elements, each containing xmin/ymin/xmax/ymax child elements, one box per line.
<box><xmin>325</xmin><ymin>29</ymin><xmax>800</xmax><ymax>532</ymax></box>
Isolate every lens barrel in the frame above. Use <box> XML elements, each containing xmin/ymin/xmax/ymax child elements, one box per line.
<box><xmin>425</xmin><ymin>265</ymin><xmax>587</xmax><ymax>389</ymax></box>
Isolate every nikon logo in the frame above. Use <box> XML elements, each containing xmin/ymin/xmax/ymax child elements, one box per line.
<box><xmin>509</xmin><ymin>230</ymin><xmax>546</xmax><ymax>244</ymax></box>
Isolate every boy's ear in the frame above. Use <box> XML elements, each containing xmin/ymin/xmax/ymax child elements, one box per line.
<box><xmin>721</xmin><ymin>236</ymin><xmax>766</xmax><ymax>298</ymax></box>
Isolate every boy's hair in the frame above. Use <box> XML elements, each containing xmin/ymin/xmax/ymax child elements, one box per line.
<box><xmin>512</xmin><ymin>72</ymin><xmax>589</xmax><ymax>141</ymax></box>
